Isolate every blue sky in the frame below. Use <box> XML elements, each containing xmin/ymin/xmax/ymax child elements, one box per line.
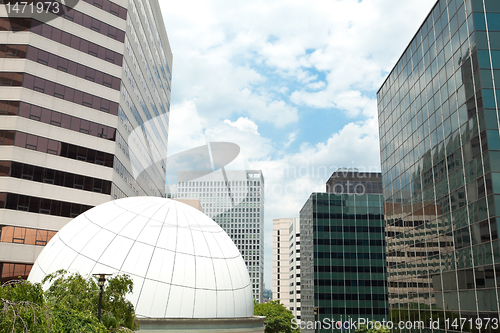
<box><xmin>159</xmin><ymin>0</ymin><xmax>437</xmax><ymax>289</ymax></box>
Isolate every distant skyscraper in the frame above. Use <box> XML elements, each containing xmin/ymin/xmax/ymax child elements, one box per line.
<box><xmin>0</xmin><ymin>0</ymin><xmax>172</xmax><ymax>282</ymax></box>
<box><xmin>300</xmin><ymin>170</ymin><xmax>387</xmax><ymax>333</ymax></box>
<box><xmin>177</xmin><ymin>170</ymin><xmax>265</xmax><ymax>302</ymax></box>
<box><xmin>378</xmin><ymin>0</ymin><xmax>500</xmax><ymax>330</ymax></box>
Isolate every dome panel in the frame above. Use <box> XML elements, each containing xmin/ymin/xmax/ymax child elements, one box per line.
<box><xmin>193</xmin><ymin>289</ymin><xmax>217</xmax><ymax>318</ymax></box>
<box><xmin>145</xmin><ymin>248</ymin><xmax>175</xmax><ymax>283</ymax></box>
<box><xmin>212</xmin><ymin>258</ymin><xmax>232</xmax><ymax>291</ymax></box>
<box><xmin>175</xmin><ymin>228</ymin><xmax>195</xmax><ymax>255</ymax></box>
<box><xmin>136</xmin><ymin>220</ymin><xmax>163</xmax><ymax>246</ymax></box>
<box><xmin>202</xmin><ymin>232</ymin><xmax>224</xmax><ymax>258</ymax></box>
<box><xmin>149</xmin><ymin>204</ymin><xmax>171</xmax><ymax>223</ymax></box>
<box><xmin>28</xmin><ymin>197</ymin><xmax>253</xmax><ymax>319</ymax></box>
<box><xmin>195</xmin><ymin>256</ymin><xmax>216</xmax><ymax>289</ymax></box>
<box><xmin>57</xmin><ymin>215</ymin><xmax>91</xmax><ymax>242</ymax></box>
<box><xmin>171</xmin><ymin>252</ymin><xmax>196</xmax><ymax>288</ymax></box>
<box><xmin>120</xmin><ymin>242</ymin><xmax>155</xmax><ymax>277</ymax></box>
<box><xmin>64</xmin><ymin>220</ymin><xmax>101</xmax><ymax>253</ymax></box>
<box><xmin>119</xmin><ymin>215</ymin><xmax>150</xmax><ymax>240</ymax></box>
<box><xmin>217</xmin><ymin>290</ymin><xmax>235</xmax><ymax>318</ymax></box>
<box><xmin>135</xmin><ymin>279</ymin><xmax>169</xmax><ymax>318</ymax></box>
<box><xmin>97</xmin><ymin>236</ymin><xmax>135</xmax><ymax>271</ymax></box>
<box><xmin>79</xmin><ymin>228</ymin><xmax>117</xmax><ymax>261</ymax></box>
<box><xmin>191</xmin><ymin>229</ymin><xmax>210</xmax><ymax>256</ymax></box>
<box><xmin>156</xmin><ymin>224</ymin><xmax>178</xmax><ymax>251</ymax></box>
<box><xmin>99</xmin><ymin>210</ymin><xmax>140</xmax><ymax>234</ymax></box>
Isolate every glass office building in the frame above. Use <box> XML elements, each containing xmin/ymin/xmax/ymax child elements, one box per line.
<box><xmin>299</xmin><ymin>171</ymin><xmax>387</xmax><ymax>333</ymax></box>
<box><xmin>0</xmin><ymin>0</ymin><xmax>172</xmax><ymax>283</ymax></box>
<box><xmin>377</xmin><ymin>0</ymin><xmax>500</xmax><ymax>331</ymax></box>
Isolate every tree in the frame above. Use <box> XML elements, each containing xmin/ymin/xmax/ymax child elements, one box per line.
<box><xmin>0</xmin><ymin>280</ymin><xmax>61</xmax><ymax>333</ymax></box>
<box><xmin>355</xmin><ymin>321</ymin><xmax>390</xmax><ymax>333</ymax></box>
<box><xmin>0</xmin><ymin>270</ymin><xmax>138</xmax><ymax>333</ymax></box>
<box><xmin>42</xmin><ymin>270</ymin><xmax>139</xmax><ymax>332</ymax></box>
<box><xmin>254</xmin><ymin>300</ymin><xmax>301</xmax><ymax>333</ymax></box>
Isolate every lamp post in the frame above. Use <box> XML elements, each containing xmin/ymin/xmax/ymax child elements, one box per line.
<box><xmin>93</xmin><ymin>273</ymin><xmax>111</xmax><ymax>322</ymax></box>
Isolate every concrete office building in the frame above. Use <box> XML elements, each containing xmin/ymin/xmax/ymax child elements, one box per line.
<box><xmin>0</xmin><ymin>0</ymin><xmax>172</xmax><ymax>282</ymax></box>
<box><xmin>288</xmin><ymin>217</ymin><xmax>301</xmax><ymax>321</ymax></box>
<box><xmin>272</xmin><ymin>218</ymin><xmax>291</xmax><ymax>306</ymax></box>
<box><xmin>177</xmin><ymin>170</ymin><xmax>265</xmax><ymax>303</ymax></box>
<box><xmin>272</xmin><ymin>217</ymin><xmax>292</xmax><ymax>308</ymax></box>
<box><xmin>272</xmin><ymin>217</ymin><xmax>301</xmax><ymax>319</ymax></box>
<box><xmin>299</xmin><ymin>170</ymin><xmax>387</xmax><ymax>333</ymax></box>
<box><xmin>377</xmin><ymin>0</ymin><xmax>500</xmax><ymax>330</ymax></box>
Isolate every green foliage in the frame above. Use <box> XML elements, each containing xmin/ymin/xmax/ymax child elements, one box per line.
<box><xmin>43</xmin><ymin>270</ymin><xmax>138</xmax><ymax>332</ymax></box>
<box><xmin>0</xmin><ymin>270</ymin><xmax>138</xmax><ymax>333</ymax></box>
<box><xmin>0</xmin><ymin>280</ymin><xmax>61</xmax><ymax>333</ymax></box>
<box><xmin>254</xmin><ymin>300</ymin><xmax>300</xmax><ymax>333</ymax></box>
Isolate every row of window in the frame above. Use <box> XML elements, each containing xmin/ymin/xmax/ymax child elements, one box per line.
<box><xmin>315</xmin><ymin>265</ymin><xmax>386</xmax><ymax>274</ymax></box>
<box><xmin>317</xmin><ymin>293</ymin><xmax>387</xmax><ymax>301</ymax></box>
<box><xmin>0</xmin><ymin>72</ymin><xmax>22</xmax><ymax>86</ymax></box>
<box><xmin>0</xmin><ymin>18</ymin><xmax>123</xmax><ymax>66</ymax></box>
<box><xmin>314</xmin><ymin>252</ymin><xmax>385</xmax><ymax>260</ymax></box>
<box><xmin>179</xmin><ymin>180</ymin><xmax>262</xmax><ymax>187</ymax></box>
<box><xmin>82</xmin><ymin>0</ymin><xmax>127</xmax><ymax>19</ymax></box>
<box><xmin>0</xmin><ymin>161</ymin><xmax>112</xmax><ymax>195</ymax></box>
<box><xmin>315</xmin><ymin>279</ymin><xmax>386</xmax><ymax>288</ymax></box>
<box><xmin>313</xmin><ymin>226</ymin><xmax>384</xmax><ymax>233</ymax></box>
<box><xmin>59</xmin><ymin>2</ymin><xmax>125</xmax><ymax>42</ymax></box>
<box><xmin>0</xmin><ymin>101</ymin><xmax>116</xmax><ymax>141</ymax></box>
<box><xmin>22</xmin><ymin>73</ymin><xmax>119</xmax><ymax>115</ymax></box>
<box><xmin>0</xmin><ymin>192</ymin><xmax>92</xmax><ymax>218</ymax></box>
<box><xmin>0</xmin><ymin>130</ymin><xmax>114</xmax><ymax>168</ymax></box>
<box><xmin>0</xmin><ymin>225</ymin><xmax>56</xmax><ymax>246</ymax></box>
<box><xmin>314</xmin><ymin>239</ymin><xmax>385</xmax><ymax>246</ymax></box>
<box><xmin>316</xmin><ymin>307</ymin><xmax>388</xmax><ymax>315</ymax></box>
<box><xmin>23</xmin><ymin>45</ymin><xmax>121</xmax><ymax>90</ymax></box>
<box><xmin>313</xmin><ymin>213</ymin><xmax>384</xmax><ymax>220</ymax></box>
<box><xmin>0</xmin><ymin>262</ymin><xmax>32</xmax><ymax>283</ymax></box>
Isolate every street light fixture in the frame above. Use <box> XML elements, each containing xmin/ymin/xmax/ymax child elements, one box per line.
<box><xmin>93</xmin><ymin>273</ymin><xmax>111</xmax><ymax>322</ymax></box>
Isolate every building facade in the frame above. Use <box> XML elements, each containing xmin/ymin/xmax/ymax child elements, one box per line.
<box><xmin>377</xmin><ymin>0</ymin><xmax>500</xmax><ymax>331</ymax></box>
<box><xmin>0</xmin><ymin>0</ymin><xmax>172</xmax><ymax>283</ymax></box>
<box><xmin>299</xmin><ymin>171</ymin><xmax>387</xmax><ymax>333</ymax></box>
<box><xmin>288</xmin><ymin>217</ymin><xmax>301</xmax><ymax>321</ymax></box>
<box><xmin>272</xmin><ymin>218</ymin><xmax>291</xmax><ymax>308</ymax></box>
<box><xmin>176</xmin><ymin>170</ymin><xmax>265</xmax><ymax>302</ymax></box>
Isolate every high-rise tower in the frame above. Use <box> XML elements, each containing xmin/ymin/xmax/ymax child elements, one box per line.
<box><xmin>378</xmin><ymin>0</ymin><xmax>500</xmax><ymax>330</ymax></box>
<box><xmin>299</xmin><ymin>170</ymin><xmax>387</xmax><ymax>333</ymax></box>
<box><xmin>0</xmin><ymin>0</ymin><xmax>172</xmax><ymax>282</ymax></box>
<box><xmin>177</xmin><ymin>170</ymin><xmax>265</xmax><ymax>303</ymax></box>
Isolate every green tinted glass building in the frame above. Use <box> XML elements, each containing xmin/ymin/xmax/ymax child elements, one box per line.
<box><xmin>378</xmin><ymin>0</ymin><xmax>500</xmax><ymax>331</ymax></box>
<box><xmin>299</xmin><ymin>171</ymin><xmax>388</xmax><ymax>333</ymax></box>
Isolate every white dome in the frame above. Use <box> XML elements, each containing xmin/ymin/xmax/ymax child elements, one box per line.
<box><xmin>28</xmin><ymin>197</ymin><xmax>254</xmax><ymax>319</ymax></box>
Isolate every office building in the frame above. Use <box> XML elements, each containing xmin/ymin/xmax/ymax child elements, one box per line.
<box><xmin>0</xmin><ymin>0</ymin><xmax>172</xmax><ymax>282</ymax></box>
<box><xmin>272</xmin><ymin>217</ymin><xmax>301</xmax><ymax>319</ymax></box>
<box><xmin>272</xmin><ymin>217</ymin><xmax>292</xmax><ymax>307</ymax></box>
<box><xmin>299</xmin><ymin>170</ymin><xmax>387</xmax><ymax>333</ymax></box>
<box><xmin>177</xmin><ymin>170</ymin><xmax>265</xmax><ymax>303</ymax></box>
<box><xmin>377</xmin><ymin>0</ymin><xmax>500</xmax><ymax>330</ymax></box>
<box><xmin>288</xmin><ymin>217</ymin><xmax>301</xmax><ymax>321</ymax></box>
